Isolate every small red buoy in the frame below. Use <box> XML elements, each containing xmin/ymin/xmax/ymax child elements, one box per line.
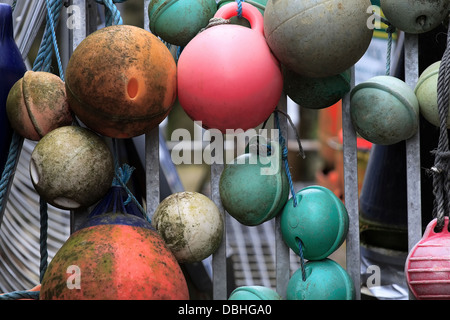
<box><xmin>405</xmin><ymin>217</ymin><xmax>450</xmax><ymax>300</ymax></box>
<box><xmin>177</xmin><ymin>2</ymin><xmax>283</xmax><ymax>132</ymax></box>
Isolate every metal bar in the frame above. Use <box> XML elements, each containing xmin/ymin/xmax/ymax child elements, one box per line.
<box><xmin>404</xmin><ymin>33</ymin><xmax>422</xmax><ymax>252</ymax></box>
<box><xmin>143</xmin><ymin>0</ymin><xmax>160</xmax><ymax>221</ymax></box>
<box><xmin>276</xmin><ymin>94</ymin><xmax>290</xmax><ymax>299</ymax></box>
<box><xmin>211</xmin><ymin>141</ymin><xmax>228</xmax><ymax>300</ymax></box>
<box><xmin>404</xmin><ymin>33</ymin><xmax>421</xmax><ymax>300</ymax></box>
<box><xmin>342</xmin><ymin>67</ymin><xmax>361</xmax><ymax>300</ymax></box>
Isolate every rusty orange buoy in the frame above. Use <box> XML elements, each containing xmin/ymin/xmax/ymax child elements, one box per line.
<box><xmin>65</xmin><ymin>25</ymin><xmax>177</xmax><ymax>138</ymax></box>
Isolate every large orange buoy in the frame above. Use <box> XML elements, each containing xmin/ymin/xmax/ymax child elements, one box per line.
<box><xmin>177</xmin><ymin>2</ymin><xmax>283</xmax><ymax>132</ymax></box>
<box><xmin>40</xmin><ymin>181</ymin><xmax>189</xmax><ymax>300</ymax></box>
<box><xmin>65</xmin><ymin>25</ymin><xmax>177</xmax><ymax>138</ymax></box>
<box><xmin>39</xmin><ymin>213</ymin><xmax>189</xmax><ymax>300</ymax></box>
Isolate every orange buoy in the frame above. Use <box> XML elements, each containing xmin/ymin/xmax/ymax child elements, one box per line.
<box><xmin>65</xmin><ymin>25</ymin><xmax>177</xmax><ymax>138</ymax></box>
<box><xmin>40</xmin><ymin>215</ymin><xmax>189</xmax><ymax>300</ymax></box>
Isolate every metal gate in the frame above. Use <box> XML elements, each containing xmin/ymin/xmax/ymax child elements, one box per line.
<box><xmin>0</xmin><ymin>0</ymin><xmax>428</xmax><ymax>300</ymax></box>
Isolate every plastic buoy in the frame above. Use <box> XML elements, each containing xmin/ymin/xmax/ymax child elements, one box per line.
<box><xmin>406</xmin><ymin>217</ymin><xmax>450</xmax><ymax>300</ymax></box>
<box><xmin>177</xmin><ymin>2</ymin><xmax>283</xmax><ymax>132</ymax></box>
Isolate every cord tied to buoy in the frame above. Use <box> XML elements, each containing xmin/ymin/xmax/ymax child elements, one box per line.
<box><xmin>431</xmin><ymin>15</ymin><xmax>450</xmax><ymax>232</ymax></box>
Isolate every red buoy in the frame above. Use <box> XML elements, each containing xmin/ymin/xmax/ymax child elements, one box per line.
<box><xmin>177</xmin><ymin>2</ymin><xmax>283</xmax><ymax>132</ymax></box>
<box><xmin>406</xmin><ymin>217</ymin><xmax>450</xmax><ymax>300</ymax></box>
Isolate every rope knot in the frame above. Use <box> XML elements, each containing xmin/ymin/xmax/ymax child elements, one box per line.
<box><xmin>199</xmin><ymin>17</ymin><xmax>230</xmax><ymax>33</ymax></box>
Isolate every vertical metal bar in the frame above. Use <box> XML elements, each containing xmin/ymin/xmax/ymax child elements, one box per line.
<box><xmin>404</xmin><ymin>33</ymin><xmax>421</xmax><ymax>300</ymax></box>
<box><xmin>404</xmin><ymin>33</ymin><xmax>422</xmax><ymax>252</ymax></box>
<box><xmin>211</xmin><ymin>140</ymin><xmax>227</xmax><ymax>300</ymax></box>
<box><xmin>342</xmin><ymin>67</ymin><xmax>361</xmax><ymax>300</ymax></box>
<box><xmin>276</xmin><ymin>94</ymin><xmax>290</xmax><ymax>299</ymax></box>
<box><xmin>69</xmin><ymin>0</ymin><xmax>88</xmax><ymax>233</ymax></box>
<box><xmin>143</xmin><ymin>0</ymin><xmax>160</xmax><ymax>221</ymax></box>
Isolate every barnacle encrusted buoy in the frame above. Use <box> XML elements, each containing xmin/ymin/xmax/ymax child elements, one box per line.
<box><xmin>65</xmin><ymin>25</ymin><xmax>177</xmax><ymax>138</ymax></box>
<box><xmin>152</xmin><ymin>191</ymin><xmax>224</xmax><ymax>263</ymax></box>
<box><xmin>30</xmin><ymin>126</ymin><xmax>114</xmax><ymax>210</ymax></box>
<box><xmin>6</xmin><ymin>71</ymin><xmax>72</xmax><ymax>141</ymax></box>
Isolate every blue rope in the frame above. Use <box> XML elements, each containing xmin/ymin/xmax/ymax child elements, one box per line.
<box><xmin>95</xmin><ymin>0</ymin><xmax>127</xmax><ymax>26</ymax></box>
<box><xmin>274</xmin><ymin>111</ymin><xmax>298</xmax><ymax>207</ymax></box>
<box><xmin>0</xmin><ymin>0</ymin><xmax>64</xmax><ymax>300</ymax></box>
<box><xmin>297</xmin><ymin>238</ymin><xmax>307</xmax><ymax>281</ymax></box>
<box><xmin>236</xmin><ymin>0</ymin><xmax>243</xmax><ymax>18</ymax></box>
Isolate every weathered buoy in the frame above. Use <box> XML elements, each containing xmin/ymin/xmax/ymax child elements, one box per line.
<box><xmin>220</xmin><ymin>140</ymin><xmax>289</xmax><ymax>226</ymax></box>
<box><xmin>381</xmin><ymin>0</ymin><xmax>450</xmax><ymax>34</ymax></box>
<box><xmin>177</xmin><ymin>2</ymin><xmax>283</xmax><ymax>132</ymax></box>
<box><xmin>229</xmin><ymin>286</ymin><xmax>282</xmax><ymax>300</ymax></box>
<box><xmin>287</xmin><ymin>259</ymin><xmax>355</xmax><ymax>300</ymax></box>
<box><xmin>152</xmin><ymin>191</ymin><xmax>223</xmax><ymax>263</ymax></box>
<box><xmin>0</xmin><ymin>3</ymin><xmax>26</xmax><ymax>174</ymax></box>
<box><xmin>405</xmin><ymin>217</ymin><xmax>450</xmax><ymax>300</ymax></box>
<box><xmin>40</xmin><ymin>210</ymin><xmax>189</xmax><ymax>300</ymax></box>
<box><xmin>280</xmin><ymin>186</ymin><xmax>348</xmax><ymax>261</ymax></box>
<box><xmin>283</xmin><ymin>67</ymin><xmax>351</xmax><ymax>109</ymax></box>
<box><xmin>30</xmin><ymin>126</ymin><xmax>114</xmax><ymax>210</ymax></box>
<box><xmin>264</xmin><ymin>0</ymin><xmax>373</xmax><ymax>78</ymax></box>
<box><xmin>6</xmin><ymin>71</ymin><xmax>72</xmax><ymax>141</ymax></box>
<box><xmin>65</xmin><ymin>25</ymin><xmax>176</xmax><ymax>138</ymax></box>
<box><xmin>415</xmin><ymin>61</ymin><xmax>450</xmax><ymax>128</ymax></box>
<box><xmin>350</xmin><ymin>75</ymin><xmax>420</xmax><ymax>145</ymax></box>
<box><xmin>148</xmin><ymin>0</ymin><xmax>217</xmax><ymax>46</ymax></box>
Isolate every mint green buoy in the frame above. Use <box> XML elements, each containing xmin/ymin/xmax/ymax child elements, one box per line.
<box><xmin>220</xmin><ymin>139</ymin><xmax>289</xmax><ymax>226</ymax></box>
<box><xmin>283</xmin><ymin>67</ymin><xmax>351</xmax><ymax>109</ymax></box>
<box><xmin>350</xmin><ymin>75</ymin><xmax>420</xmax><ymax>145</ymax></box>
<box><xmin>148</xmin><ymin>0</ymin><xmax>217</xmax><ymax>46</ymax></box>
<box><xmin>280</xmin><ymin>186</ymin><xmax>348</xmax><ymax>261</ymax></box>
<box><xmin>229</xmin><ymin>286</ymin><xmax>283</xmax><ymax>300</ymax></box>
<box><xmin>287</xmin><ymin>259</ymin><xmax>355</xmax><ymax>300</ymax></box>
<box><xmin>381</xmin><ymin>0</ymin><xmax>450</xmax><ymax>34</ymax></box>
<box><xmin>415</xmin><ymin>61</ymin><xmax>450</xmax><ymax>128</ymax></box>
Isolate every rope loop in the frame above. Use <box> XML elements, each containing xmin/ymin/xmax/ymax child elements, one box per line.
<box><xmin>95</xmin><ymin>0</ymin><xmax>126</xmax><ymax>26</ymax></box>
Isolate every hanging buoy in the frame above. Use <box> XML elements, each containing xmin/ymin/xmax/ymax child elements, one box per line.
<box><xmin>380</xmin><ymin>0</ymin><xmax>450</xmax><ymax>34</ymax></box>
<box><xmin>65</xmin><ymin>25</ymin><xmax>176</xmax><ymax>138</ymax></box>
<box><xmin>283</xmin><ymin>67</ymin><xmax>351</xmax><ymax>109</ymax></box>
<box><xmin>405</xmin><ymin>217</ymin><xmax>450</xmax><ymax>300</ymax></box>
<box><xmin>228</xmin><ymin>286</ymin><xmax>282</xmax><ymax>300</ymax></box>
<box><xmin>30</xmin><ymin>126</ymin><xmax>114</xmax><ymax>210</ymax></box>
<box><xmin>148</xmin><ymin>0</ymin><xmax>217</xmax><ymax>46</ymax></box>
<box><xmin>40</xmin><ymin>204</ymin><xmax>189</xmax><ymax>299</ymax></box>
<box><xmin>0</xmin><ymin>3</ymin><xmax>27</xmax><ymax>174</ymax></box>
<box><xmin>152</xmin><ymin>191</ymin><xmax>224</xmax><ymax>263</ymax></box>
<box><xmin>280</xmin><ymin>186</ymin><xmax>348</xmax><ymax>261</ymax></box>
<box><xmin>350</xmin><ymin>75</ymin><xmax>420</xmax><ymax>145</ymax></box>
<box><xmin>177</xmin><ymin>2</ymin><xmax>283</xmax><ymax>132</ymax></box>
<box><xmin>415</xmin><ymin>61</ymin><xmax>450</xmax><ymax>128</ymax></box>
<box><xmin>287</xmin><ymin>259</ymin><xmax>355</xmax><ymax>300</ymax></box>
<box><xmin>264</xmin><ymin>0</ymin><xmax>373</xmax><ymax>78</ymax></box>
<box><xmin>6</xmin><ymin>71</ymin><xmax>72</xmax><ymax>141</ymax></box>
<box><xmin>219</xmin><ymin>140</ymin><xmax>289</xmax><ymax>226</ymax></box>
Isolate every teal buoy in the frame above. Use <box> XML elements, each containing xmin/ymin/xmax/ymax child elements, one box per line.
<box><xmin>229</xmin><ymin>286</ymin><xmax>282</xmax><ymax>300</ymax></box>
<box><xmin>350</xmin><ymin>75</ymin><xmax>419</xmax><ymax>145</ymax></box>
<box><xmin>283</xmin><ymin>67</ymin><xmax>351</xmax><ymax>109</ymax></box>
<box><xmin>287</xmin><ymin>259</ymin><xmax>355</xmax><ymax>300</ymax></box>
<box><xmin>148</xmin><ymin>0</ymin><xmax>217</xmax><ymax>46</ymax></box>
<box><xmin>280</xmin><ymin>186</ymin><xmax>348</xmax><ymax>260</ymax></box>
<box><xmin>220</xmin><ymin>139</ymin><xmax>289</xmax><ymax>226</ymax></box>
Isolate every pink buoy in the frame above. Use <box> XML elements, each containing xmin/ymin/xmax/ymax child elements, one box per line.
<box><xmin>177</xmin><ymin>2</ymin><xmax>283</xmax><ymax>132</ymax></box>
<box><xmin>405</xmin><ymin>217</ymin><xmax>450</xmax><ymax>300</ymax></box>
